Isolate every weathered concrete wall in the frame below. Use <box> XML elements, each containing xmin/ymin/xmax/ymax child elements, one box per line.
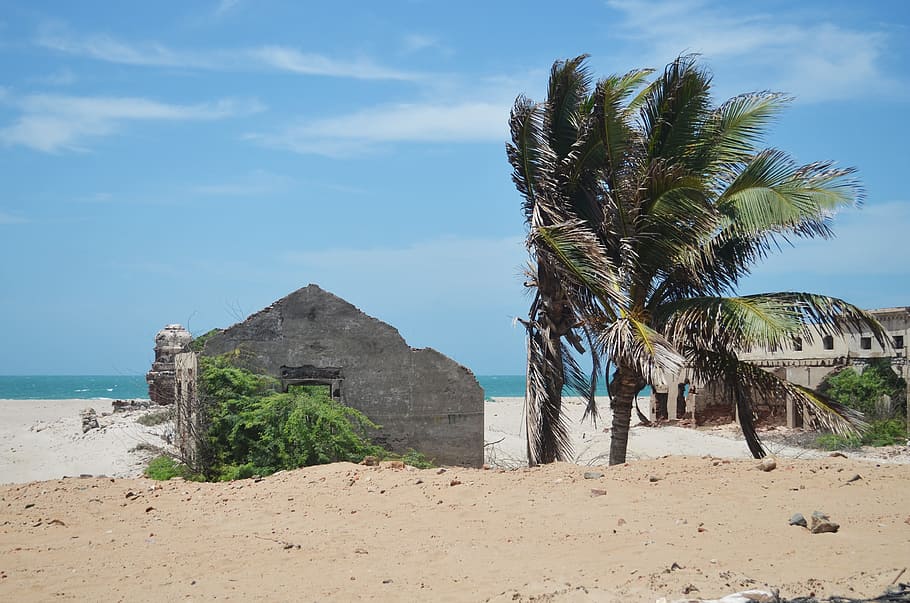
<box><xmin>201</xmin><ymin>285</ymin><xmax>484</xmax><ymax>467</ymax></box>
<box><xmin>174</xmin><ymin>352</ymin><xmax>200</xmax><ymax>467</ymax></box>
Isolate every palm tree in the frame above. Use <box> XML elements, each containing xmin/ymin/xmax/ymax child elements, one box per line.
<box><xmin>507</xmin><ymin>55</ymin><xmax>884</xmax><ymax>465</ymax></box>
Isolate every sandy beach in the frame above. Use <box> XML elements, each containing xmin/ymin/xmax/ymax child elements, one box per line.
<box><xmin>1</xmin><ymin>397</ymin><xmax>909</xmax><ymax>601</ymax></box>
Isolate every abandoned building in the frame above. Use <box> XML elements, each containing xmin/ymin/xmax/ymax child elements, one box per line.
<box><xmin>650</xmin><ymin>307</ymin><xmax>910</xmax><ymax>428</ymax></box>
<box><xmin>150</xmin><ymin>285</ymin><xmax>484</xmax><ymax>467</ymax></box>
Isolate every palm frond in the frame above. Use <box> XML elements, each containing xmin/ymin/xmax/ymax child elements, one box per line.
<box><xmin>507</xmin><ymin>96</ymin><xmax>556</xmax><ymax>221</ymax></box>
<box><xmin>717</xmin><ymin>149</ymin><xmax>861</xmax><ymax>238</ymax></box>
<box><xmin>545</xmin><ymin>55</ymin><xmax>593</xmax><ymax>160</ymax></box>
<box><xmin>658</xmin><ymin>295</ymin><xmax>804</xmax><ymax>353</ymax></box>
<box><xmin>534</xmin><ymin>219</ymin><xmax>627</xmax><ymax>316</ymax></box>
<box><xmin>598</xmin><ymin>317</ymin><xmax>685</xmax><ymax>388</ymax></box>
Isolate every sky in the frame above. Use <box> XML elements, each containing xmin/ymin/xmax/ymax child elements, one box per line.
<box><xmin>1</xmin><ymin>0</ymin><xmax>908</xmax><ymax>376</ymax></box>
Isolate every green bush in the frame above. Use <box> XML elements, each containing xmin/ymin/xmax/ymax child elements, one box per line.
<box><xmin>145</xmin><ymin>455</ymin><xmax>202</xmax><ymax>481</ymax></box>
<box><xmin>189</xmin><ymin>355</ymin><xmax>419</xmax><ymax>481</ymax></box>
<box><xmin>814</xmin><ymin>418</ymin><xmax>907</xmax><ymax>450</ymax></box>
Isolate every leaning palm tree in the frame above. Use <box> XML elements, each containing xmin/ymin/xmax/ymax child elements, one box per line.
<box><xmin>507</xmin><ymin>55</ymin><xmax>884</xmax><ymax>465</ymax></box>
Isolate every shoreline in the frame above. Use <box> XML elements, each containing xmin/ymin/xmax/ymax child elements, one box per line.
<box><xmin>3</xmin><ymin>396</ymin><xmax>907</xmax><ymax>486</ymax></box>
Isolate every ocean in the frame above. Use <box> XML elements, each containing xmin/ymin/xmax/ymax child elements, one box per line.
<box><xmin>0</xmin><ymin>374</ymin><xmax>628</xmax><ymax>400</ymax></box>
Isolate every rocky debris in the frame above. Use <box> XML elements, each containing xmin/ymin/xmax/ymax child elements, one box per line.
<box><xmin>788</xmin><ymin>513</ymin><xmax>807</xmax><ymax>528</ymax></box>
<box><xmin>590</xmin><ymin>488</ymin><xmax>607</xmax><ymax>497</ymax></box>
<box><xmin>80</xmin><ymin>408</ymin><xmax>99</xmax><ymax>433</ymax></box>
<box><xmin>809</xmin><ymin>510</ymin><xmax>840</xmax><ymax>534</ymax></box>
<box><xmin>381</xmin><ymin>460</ymin><xmax>405</xmax><ymax>469</ymax></box>
<box><xmin>649</xmin><ymin>475</ymin><xmax>662</xmax><ymax>482</ymax></box>
<box><xmin>583</xmin><ymin>471</ymin><xmax>604</xmax><ymax>479</ymax></box>
<box><xmin>829</xmin><ymin>451</ymin><xmax>848</xmax><ymax>458</ymax></box>
<box><xmin>112</xmin><ymin>399</ymin><xmax>151</xmax><ymax>413</ymax></box>
<box><xmin>664</xmin><ymin>589</ymin><xmax>778</xmax><ymax>602</ymax></box>
<box><xmin>758</xmin><ymin>458</ymin><xmax>777</xmax><ymax>472</ymax></box>
<box><xmin>845</xmin><ymin>473</ymin><xmax>862</xmax><ymax>484</ymax></box>
<box><xmin>360</xmin><ymin>456</ymin><xmax>379</xmax><ymax>466</ymax></box>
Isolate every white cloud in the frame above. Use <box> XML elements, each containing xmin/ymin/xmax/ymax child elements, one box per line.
<box><xmin>249</xmin><ymin>46</ymin><xmax>419</xmax><ymax>81</ymax></box>
<box><xmin>401</xmin><ymin>34</ymin><xmax>452</xmax><ymax>57</ymax></box>
<box><xmin>605</xmin><ymin>0</ymin><xmax>900</xmax><ymax>102</ymax></box>
<box><xmin>281</xmin><ymin>235</ymin><xmax>527</xmax><ymax>304</ymax></box>
<box><xmin>0</xmin><ymin>211</ymin><xmax>27</xmax><ymax>224</ymax></box>
<box><xmin>36</xmin><ymin>27</ymin><xmax>420</xmax><ymax>81</ymax></box>
<box><xmin>214</xmin><ymin>0</ymin><xmax>242</xmax><ymax>17</ymax></box>
<box><xmin>0</xmin><ymin>94</ymin><xmax>263</xmax><ymax>152</ymax></box>
<box><xmin>248</xmin><ymin>101</ymin><xmax>510</xmax><ymax>157</ymax></box>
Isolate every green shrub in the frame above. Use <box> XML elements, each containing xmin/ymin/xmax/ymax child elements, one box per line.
<box><xmin>814</xmin><ymin>418</ymin><xmax>907</xmax><ymax>450</ymax></box>
<box><xmin>144</xmin><ymin>455</ymin><xmax>202</xmax><ymax>481</ymax></box>
<box><xmin>193</xmin><ymin>355</ymin><xmax>412</xmax><ymax>481</ymax></box>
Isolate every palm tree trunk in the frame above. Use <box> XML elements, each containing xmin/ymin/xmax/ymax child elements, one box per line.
<box><xmin>609</xmin><ymin>366</ymin><xmax>645</xmax><ymax>465</ymax></box>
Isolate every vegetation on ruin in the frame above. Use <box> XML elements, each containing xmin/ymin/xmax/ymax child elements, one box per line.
<box><xmin>508</xmin><ymin>54</ymin><xmax>883</xmax><ymax>465</ymax></box>
<box><xmin>814</xmin><ymin>360</ymin><xmax>908</xmax><ymax>449</ymax></box>
<box><xmin>145</xmin><ymin>354</ymin><xmax>433</xmax><ymax>481</ymax></box>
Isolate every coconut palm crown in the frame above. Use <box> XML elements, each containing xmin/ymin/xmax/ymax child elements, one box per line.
<box><xmin>507</xmin><ymin>55</ymin><xmax>885</xmax><ymax>466</ymax></box>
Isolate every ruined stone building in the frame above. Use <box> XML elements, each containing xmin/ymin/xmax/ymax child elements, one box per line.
<box><xmin>651</xmin><ymin>307</ymin><xmax>910</xmax><ymax>428</ymax></box>
<box><xmin>149</xmin><ymin>285</ymin><xmax>484</xmax><ymax>467</ymax></box>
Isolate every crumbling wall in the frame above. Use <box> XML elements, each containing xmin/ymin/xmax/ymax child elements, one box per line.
<box><xmin>200</xmin><ymin>285</ymin><xmax>484</xmax><ymax>467</ymax></box>
<box><xmin>174</xmin><ymin>352</ymin><xmax>200</xmax><ymax>467</ymax></box>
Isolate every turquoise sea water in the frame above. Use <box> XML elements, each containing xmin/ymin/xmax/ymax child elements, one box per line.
<box><xmin>0</xmin><ymin>374</ymin><xmax>631</xmax><ymax>400</ymax></box>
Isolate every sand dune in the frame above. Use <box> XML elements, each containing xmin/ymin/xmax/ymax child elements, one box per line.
<box><xmin>1</xmin><ymin>398</ymin><xmax>909</xmax><ymax>601</ymax></box>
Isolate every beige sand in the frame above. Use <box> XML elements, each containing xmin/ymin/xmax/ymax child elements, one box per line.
<box><xmin>1</xmin><ymin>398</ymin><xmax>909</xmax><ymax>601</ymax></box>
<box><xmin>0</xmin><ymin>399</ymin><xmax>169</xmax><ymax>484</ymax></box>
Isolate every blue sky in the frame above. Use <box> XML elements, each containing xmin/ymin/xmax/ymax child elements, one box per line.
<box><xmin>1</xmin><ymin>0</ymin><xmax>908</xmax><ymax>375</ymax></box>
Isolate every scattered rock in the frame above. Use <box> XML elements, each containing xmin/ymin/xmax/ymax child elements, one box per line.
<box><xmin>649</xmin><ymin>475</ymin><xmax>661</xmax><ymax>482</ymax></box>
<box><xmin>789</xmin><ymin>513</ymin><xmax>807</xmax><ymax>528</ymax></box>
<box><xmin>758</xmin><ymin>458</ymin><xmax>776</xmax><ymax>472</ymax></box>
<box><xmin>449</xmin><ymin>479</ymin><xmax>461</xmax><ymax>486</ymax></box>
<box><xmin>361</xmin><ymin>456</ymin><xmax>379</xmax><ymax>466</ymax></box>
<box><xmin>590</xmin><ymin>489</ymin><xmax>607</xmax><ymax>497</ymax></box>
<box><xmin>436</xmin><ymin>468</ymin><xmax>447</xmax><ymax>474</ymax></box>
<box><xmin>382</xmin><ymin>460</ymin><xmax>405</xmax><ymax>469</ymax></box>
<box><xmin>584</xmin><ymin>471</ymin><xmax>604</xmax><ymax>480</ymax></box>
<box><xmin>80</xmin><ymin>408</ymin><xmax>99</xmax><ymax>433</ymax></box>
<box><xmin>24</xmin><ymin>503</ymin><xmax>34</xmax><ymax>509</ymax></box>
<box><xmin>616</xmin><ymin>518</ymin><xmax>626</xmax><ymax>526</ymax></box>
<box><xmin>829</xmin><ymin>451</ymin><xmax>848</xmax><ymax>458</ymax></box>
<box><xmin>810</xmin><ymin>511</ymin><xmax>840</xmax><ymax>534</ymax></box>
<box><xmin>47</xmin><ymin>519</ymin><xmax>66</xmax><ymax>527</ymax></box>
<box><xmin>845</xmin><ymin>473</ymin><xmax>862</xmax><ymax>484</ymax></box>
<box><xmin>112</xmin><ymin>399</ymin><xmax>151</xmax><ymax>413</ymax></box>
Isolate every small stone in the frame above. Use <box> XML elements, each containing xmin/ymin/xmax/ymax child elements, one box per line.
<box><xmin>616</xmin><ymin>518</ymin><xmax>626</xmax><ymax>526</ymax></box>
<box><xmin>758</xmin><ymin>458</ymin><xmax>777</xmax><ymax>472</ymax></box>
<box><xmin>584</xmin><ymin>472</ymin><xmax>604</xmax><ymax>480</ymax></box>
<box><xmin>361</xmin><ymin>456</ymin><xmax>379</xmax><ymax>466</ymax></box>
<box><xmin>590</xmin><ymin>489</ymin><xmax>607</xmax><ymax>497</ymax></box>
<box><xmin>415</xmin><ymin>478</ymin><xmax>424</xmax><ymax>485</ymax></box>
<box><xmin>810</xmin><ymin>511</ymin><xmax>840</xmax><ymax>534</ymax></box>
<box><xmin>846</xmin><ymin>474</ymin><xmax>862</xmax><ymax>484</ymax></box>
<box><xmin>382</xmin><ymin>460</ymin><xmax>405</xmax><ymax>470</ymax></box>
<box><xmin>829</xmin><ymin>451</ymin><xmax>847</xmax><ymax>458</ymax></box>
<box><xmin>648</xmin><ymin>475</ymin><xmax>661</xmax><ymax>482</ymax></box>
<box><xmin>436</xmin><ymin>468</ymin><xmax>447</xmax><ymax>474</ymax></box>
<box><xmin>789</xmin><ymin>513</ymin><xmax>808</xmax><ymax>527</ymax></box>
<box><xmin>80</xmin><ymin>408</ymin><xmax>99</xmax><ymax>433</ymax></box>
<box><xmin>449</xmin><ymin>479</ymin><xmax>461</xmax><ymax>486</ymax></box>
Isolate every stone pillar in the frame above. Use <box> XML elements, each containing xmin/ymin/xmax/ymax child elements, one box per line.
<box><xmin>146</xmin><ymin>324</ymin><xmax>192</xmax><ymax>405</ymax></box>
<box><xmin>174</xmin><ymin>351</ymin><xmax>200</xmax><ymax>467</ymax></box>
